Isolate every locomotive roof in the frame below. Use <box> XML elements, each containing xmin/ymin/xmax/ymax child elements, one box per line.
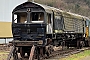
<box><xmin>13</xmin><ymin>2</ymin><xmax>89</xmax><ymax>20</ymax></box>
<box><xmin>12</xmin><ymin>2</ymin><xmax>64</xmax><ymax>13</ymax></box>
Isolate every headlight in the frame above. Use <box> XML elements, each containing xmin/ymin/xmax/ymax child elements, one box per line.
<box><xmin>38</xmin><ymin>40</ymin><xmax>43</xmax><ymax>44</ymax></box>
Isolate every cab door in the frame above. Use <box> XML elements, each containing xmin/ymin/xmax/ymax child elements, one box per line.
<box><xmin>47</xmin><ymin>13</ymin><xmax>53</xmax><ymax>34</ymax></box>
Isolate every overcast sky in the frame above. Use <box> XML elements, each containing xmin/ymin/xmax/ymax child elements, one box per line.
<box><xmin>0</xmin><ymin>0</ymin><xmax>27</xmax><ymax>22</ymax></box>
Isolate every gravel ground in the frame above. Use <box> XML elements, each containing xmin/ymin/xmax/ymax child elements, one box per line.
<box><xmin>0</xmin><ymin>46</ymin><xmax>90</xmax><ymax>60</ymax></box>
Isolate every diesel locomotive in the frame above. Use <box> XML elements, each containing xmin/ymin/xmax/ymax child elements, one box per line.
<box><xmin>11</xmin><ymin>1</ymin><xmax>90</xmax><ymax>60</ymax></box>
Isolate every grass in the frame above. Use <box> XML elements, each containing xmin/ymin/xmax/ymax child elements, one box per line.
<box><xmin>0</xmin><ymin>51</ymin><xmax>9</xmax><ymax>54</ymax></box>
<box><xmin>0</xmin><ymin>51</ymin><xmax>9</xmax><ymax>60</ymax></box>
<box><xmin>60</xmin><ymin>50</ymin><xmax>90</xmax><ymax>60</ymax></box>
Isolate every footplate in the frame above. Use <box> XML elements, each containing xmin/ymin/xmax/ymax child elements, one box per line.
<box><xmin>11</xmin><ymin>40</ymin><xmax>43</xmax><ymax>46</ymax></box>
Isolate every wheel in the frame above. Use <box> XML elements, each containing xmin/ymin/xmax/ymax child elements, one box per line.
<box><xmin>77</xmin><ymin>40</ymin><xmax>82</xmax><ymax>49</ymax></box>
<box><xmin>45</xmin><ymin>45</ymin><xmax>53</xmax><ymax>57</ymax></box>
<box><xmin>80</xmin><ymin>41</ymin><xmax>85</xmax><ymax>48</ymax></box>
<box><xmin>61</xmin><ymin>41</ymin><xmax>66</xmax><ymax>50</ymax></box>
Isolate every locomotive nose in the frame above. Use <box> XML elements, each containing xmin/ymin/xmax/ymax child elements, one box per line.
<box><xmin>13</xmin><ymin>23</ymin><xmax>46</xmax><ymax>45</ymax></box>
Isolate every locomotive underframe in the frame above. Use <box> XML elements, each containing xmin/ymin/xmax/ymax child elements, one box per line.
<box><xmin>12</xmin><ymin>40</ymin><xmax>44</xmax><ymax>47</ymax></box>
<box><xmin>11</xmin><ymin>33</ymin><xmax>86</xmax><ymax>59</ymax></box>
<box><xmin>52</xmin><ymin>33</ymin><xmax>85</xmax><ymax>48</ymax></box>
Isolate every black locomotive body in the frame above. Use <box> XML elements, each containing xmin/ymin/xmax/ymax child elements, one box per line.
<box><xmin>12</xmin><ymin>2</ymin><xmax>90</xmax><ymax>60</ymax></box>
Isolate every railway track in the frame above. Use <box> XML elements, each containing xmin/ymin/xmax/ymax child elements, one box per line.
<box><xmin>14</xmin><ymin>47</ymin><xmax>90</xmax><ymax>60</ymax></box>
<box><xmin>44</xmin><ymin>47</ymin><xmax>90</xmax><ymax>60</ymax></box>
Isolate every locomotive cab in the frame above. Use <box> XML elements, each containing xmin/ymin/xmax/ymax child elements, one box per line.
<box><xmin>13</xmin><ymin>12</ymin><xmax>44</xmax><ymax>23</ymax></box>
<box><xmin>12</xmin><ymin>2</ymin><xmax>52</xmax><ymax>46</ymax></box>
